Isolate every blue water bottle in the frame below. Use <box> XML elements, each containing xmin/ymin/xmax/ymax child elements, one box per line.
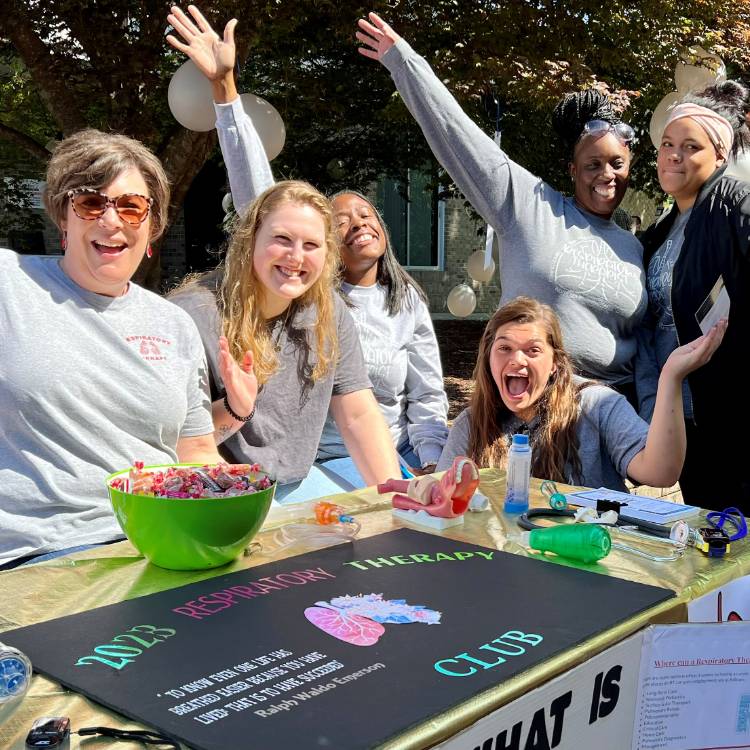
<box><xmin>504</xmin><ymin>434</ymin><xmax>531</xmax><ymax>514</ymax></box>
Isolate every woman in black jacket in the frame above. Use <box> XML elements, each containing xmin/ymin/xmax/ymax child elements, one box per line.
<box><xmin>637</xmin><ymin>81</ymin><xmax>750</xmax><ymax>512</ymax></box>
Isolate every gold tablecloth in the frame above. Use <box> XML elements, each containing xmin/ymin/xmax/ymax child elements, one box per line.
<box><xmin>1</xmin><ymin>470</ymin><xmax>748</xmax><ymax>749</ymax></box>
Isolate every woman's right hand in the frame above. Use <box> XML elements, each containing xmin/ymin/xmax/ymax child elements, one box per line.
<box><xmin>166</xmin><ymin>5</ymin><xmax>236</xmax><ymax>83</ymax></box>
<box><xmin>218</xmin><ymin>335</ymin><xmax>258</xmax><ymax>421</ymax></box>
<box><xmin>356</xmin><ymin>12</ymin><xmax>402</xmax><ymax>62</ymax></box>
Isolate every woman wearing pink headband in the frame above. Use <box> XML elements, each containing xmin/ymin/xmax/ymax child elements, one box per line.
<box><xmin>637</xmin><ymin>80</ymin><xmax>750</xmax><ymax>513</ymax></box>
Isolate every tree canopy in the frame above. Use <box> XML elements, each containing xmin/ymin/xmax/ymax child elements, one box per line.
<box><xmin>2</xmin><ymin>0</ymin><xmax>748</xmax><ymax>259</ymax></box>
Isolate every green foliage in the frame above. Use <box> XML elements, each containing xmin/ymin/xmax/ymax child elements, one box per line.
<box><xmin>1</xmin><ymin>0</ymin><xmax>747</xmax><ymax>238</ymax></box>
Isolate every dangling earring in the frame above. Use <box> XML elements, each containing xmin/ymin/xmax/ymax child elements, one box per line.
<box><xmin>146</xmin><ymin>244</ymin><xmax>153</xmax><ymax>259</ymax></box>
<box><xmin>60</xmin><ymin>231</ymin><xmax>67</xmax><ymax>252</ymax></box>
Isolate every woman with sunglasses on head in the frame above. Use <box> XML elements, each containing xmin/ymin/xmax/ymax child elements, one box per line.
<box><xmin>170</xmin><ymin>178</ymin><xmax>400</xmax><ymax>502</ymax></box>
<box><xmin>437</xmin><ymin>297</ymin><xmax>725</xmax><ymax>493</ymax></box>
<box><xmin>0</xmin><ymin>130</ymin><xmax>222</xmax><ymax>569</ymax></box>
<box><xmin>356</xmin><ymin>14</ymin><xmax>647</xmax><ymax>405</ymax></box>
<box><xmin>637</xmin><ymin>81</ymin><xmax>750</xmax><ymax>511</ymax></box>
<box><xmin>166</xmin><ymin>5</ymin><xmax>448</xmax><ymax>482</ymax></box>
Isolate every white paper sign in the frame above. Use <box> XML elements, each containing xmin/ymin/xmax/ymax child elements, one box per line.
<box><xmin>633</xmin><ymin>623</ymin><xmax>750</xmax><ymax>750</ymax></box>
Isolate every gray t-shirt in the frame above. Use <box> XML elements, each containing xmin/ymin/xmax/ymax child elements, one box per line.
<box><xmin>382</xmin><ymin>39</ymin><xmax>647</xmax><ymax>385</ymax></box>
<box><xmin>0</xmin><ymin>250</ymin><xmax>213</xmax><ymax>563</ymax></box>
<box><xmin>214</xmin><ymin>98</ymin><xmax>448</xmax><ymax>466</ymax></box>
<box><xmin>437</xmin><ymin>379</ymin><xmax>649</xmax><ymax>492</ymax></box>
<box><xmin>642</xmin><ymin>209</ymin><xmax>694</xmax><ymax>419</ymax></box>
<box><xmin>170</xmin><ymin>283</ymin><xmax>371</xmax><ymax>484</ymax></box>
<box><xmin>317</xmin><ymin>282</ymin><xmax>448</xmax><ymax>465</ymax></box>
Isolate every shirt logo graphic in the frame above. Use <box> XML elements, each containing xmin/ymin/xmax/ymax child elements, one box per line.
<box><xmin>126</xmin><ymin>335</ymin><xmax>171</xmax><ymax>361</ymax></box>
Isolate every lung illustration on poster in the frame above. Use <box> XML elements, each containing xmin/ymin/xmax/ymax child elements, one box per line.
<box><xmin>304</xmin><ymin>594</ymin><xmax>441</xmax><ymax>646</ymax></box>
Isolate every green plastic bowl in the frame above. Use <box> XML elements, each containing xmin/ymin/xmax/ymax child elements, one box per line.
<box><xmin>107</xmin><ymin>463</ymin><xmax>275</xmax><ymax>570</ymax></box>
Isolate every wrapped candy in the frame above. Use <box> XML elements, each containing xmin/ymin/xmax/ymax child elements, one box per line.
<box><xmin>112</xmin><ymin>462</ymin><xmax>272</xmax><ymax>498</ymax></box>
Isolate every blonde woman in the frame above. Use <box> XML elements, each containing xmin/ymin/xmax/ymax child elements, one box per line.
<box><xmin>437</xmin><ymin>297</ymin><xmax>724</xmax><ymax>493</ymax></box>
<box><xmin>166</xmin><ymin>4</ymin><xmax>448</xmax><ymax>483</ymax></box>
<box><xmin>170</xmin><ymin>181</ymin><xmax>399</xmax><ymax>502</ymax></box>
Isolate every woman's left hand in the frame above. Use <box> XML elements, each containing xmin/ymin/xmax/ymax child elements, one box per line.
<box><xmin>663</xmin><ymin>319</ymin><xmax>727</xmax><ymax>380</ymax></box>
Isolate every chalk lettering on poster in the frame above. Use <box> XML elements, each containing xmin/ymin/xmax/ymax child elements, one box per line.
<box><xmin>434</xmin><ymin>630</ymin><xmax>544</xmax><ymax>677</ymax></box>
<box><xmin>153</xmin><ymin>649</ymin><xmax>378</xmax><ymax>726</ymax></box>
<box><xmin>75</xmin><ymin>624</ymin><xmax>176</xmax><ymax>671</ymax></box>
<box><xmin>173</xmin><ymin>568</ymin><xmax>337</xmax><ymax>620</ymax></box>
<box><xmin>344</xmin><ymin>550</ymin><xmax>495</xmax><ymax>571</ymax></box>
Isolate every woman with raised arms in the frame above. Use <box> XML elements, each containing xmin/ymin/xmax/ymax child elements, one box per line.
<box><xmin>357</xmin><ymin>13</ymin><xmax>647</xmax><ymax>405</ymax></box>
<box><xmin>166</xmin><ymin>4</ymin><xmax>448</xmax><ymax>482</ymax></box>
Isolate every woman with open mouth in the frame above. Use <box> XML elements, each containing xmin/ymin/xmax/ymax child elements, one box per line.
<box><xmin>0</xmin><ymin>129</ymin><xmax>223</xmax><ymax>569</ymax></box>
<box><xmin>167</xmin><ymin>5</ymin><xmax>448</xmax><ymax>485</ymax></box>
<box><xmin>356</xmin><ymin>13</ymin><xmax>646</xmax><ymax>408</ymax></box>
<box><xmin>437</xmin><ymin>297</ymin><xmax>724</xmax><ymax>493</ymax></box>
<box><xmin>637</xmin><ymin>81</ymin><xmax>750</xmax><ymax>512</ymax></box>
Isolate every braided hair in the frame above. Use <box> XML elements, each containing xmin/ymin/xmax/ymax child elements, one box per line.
<box><xmin>551</xmin><ymin>90</ymin><xmax>621</xmax><ymax>156</ymax></box>
<box><xmin>683</xmin><ymin>80</ymin><xmax>750</xmax><ymax>159</ymax></box>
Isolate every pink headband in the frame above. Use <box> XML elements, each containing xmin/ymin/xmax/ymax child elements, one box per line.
<box><xmin>663</xmin><ymin>103</ymin><xmax>734</xmax><ymax>158</ymax></box>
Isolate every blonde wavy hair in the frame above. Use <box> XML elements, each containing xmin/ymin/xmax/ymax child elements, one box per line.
<box><xmin>219</xmin><ymin>181</ymin><xmax>341</xmax><ymax>385</ymax></box>
<box><xmin>468</xmin><ymin>297</ymin><xmax>584</xmax><ymax>483</ymax></box>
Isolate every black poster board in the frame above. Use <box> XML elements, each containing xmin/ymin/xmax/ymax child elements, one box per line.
<box><xmin>3</xmin><ymin>529</ymin><xmax>673</xmax><ymax>749</ymax></box>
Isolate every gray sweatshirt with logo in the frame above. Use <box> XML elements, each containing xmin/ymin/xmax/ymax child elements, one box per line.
<box><xmin>382</xmin><ymin>39</ymin><xmax>647</xmax><ymax>385</ymax></box>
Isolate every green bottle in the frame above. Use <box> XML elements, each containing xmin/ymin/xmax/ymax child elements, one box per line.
<box><xmin>528</xmin><ymin>524</ymin><xmax>611</xmax><ymax>563</ymax></box>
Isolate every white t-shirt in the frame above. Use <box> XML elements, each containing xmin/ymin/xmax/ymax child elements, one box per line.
<box><xmin>317</xmin><ymin>282</ymin><xmax>448</xmax><ymax>465</ymax></box>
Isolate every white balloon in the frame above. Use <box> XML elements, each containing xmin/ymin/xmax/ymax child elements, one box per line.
<box><xmin>467</xmin><ymin>249</ymin><xmax>495</xmax><ymax>283</ymax></box>
<box><xmin>675</xmin><ymin>46</ymin><xmax>726</xmax><ymax>94</ymax></box>
<box><xmin>167</xmin><ymin>64</ymin><xmax>286</xmax><ymax>159</ymax></box>
<box><xmin>675</xmin><ymin>63</ymin><xmax>720</xmax><ymax>94</ymax></box>
<box><xmin>167</xmin><ymin>60</ymin><xmax>216</xmax><ymax>132</ymax></box>
<box><xmin>222</xmin><ymin>192</ymin><xmax>233</xmax><ymax>213</ymax></box>
<box><xmin>447</xmin><ymin>284</ymin><xmax>477</xmax><ymax>318</ymax></box>
<box><xmin>649</xmin><ymin>91</ymin><xmax>681</xmax><ymax>150</ymax></box>
<box><xmin>726</xmin><ymin>150</ymin><xmax>750</xmax><ymax>183</ymax></box>
<box><xmin>239</xmin><ymin>93</ymin><xmax>286</xmax><ymax>161</ymax></box>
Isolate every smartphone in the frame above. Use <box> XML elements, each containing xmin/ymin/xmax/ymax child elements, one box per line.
<box><xmin>25</xmin><ymin>716</ymin><xmax>70</xmax><ymax>748</ymax></box>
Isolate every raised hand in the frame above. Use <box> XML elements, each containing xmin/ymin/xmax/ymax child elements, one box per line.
<box><xmin>166</xmin><ymin>4</ymin><xmax>236</xmax><ymax>82</ymax></box>
<box><xmin>356</xmin><ymin>12</ymin><xmax>401</xmax><ymax>62</ymax></box>
<box><xmin>663</xmin><ymin>319</ymin><xmax>727</xmax><ymax>381</ymax></box>
<box><xmin>218</xmin><ymin>335</ymin><xmax>258</xmax><ymax>420</ymax></box>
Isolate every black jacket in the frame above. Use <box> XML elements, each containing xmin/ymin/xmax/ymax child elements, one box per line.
<box><xmin>641</xmin><ymin>166</ymin><xmax>750</xmax><ymax>505</ymax></box>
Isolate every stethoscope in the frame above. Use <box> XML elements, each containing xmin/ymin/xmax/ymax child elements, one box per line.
<box><xmin>517</xmin><ymin>507</ymin><xmax>688</xmax><ymax>561</ymax></box>
<box><xmin>526</xmin><ymin>486</ymin><xmax>748</xmax><ymax>562</ymax></box>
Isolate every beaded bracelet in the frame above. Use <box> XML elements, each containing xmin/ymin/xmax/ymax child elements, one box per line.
<box><xmin>223</xmin><ymin>394</ymin><xmax>255</xmax><ymax>422</ymax></box>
